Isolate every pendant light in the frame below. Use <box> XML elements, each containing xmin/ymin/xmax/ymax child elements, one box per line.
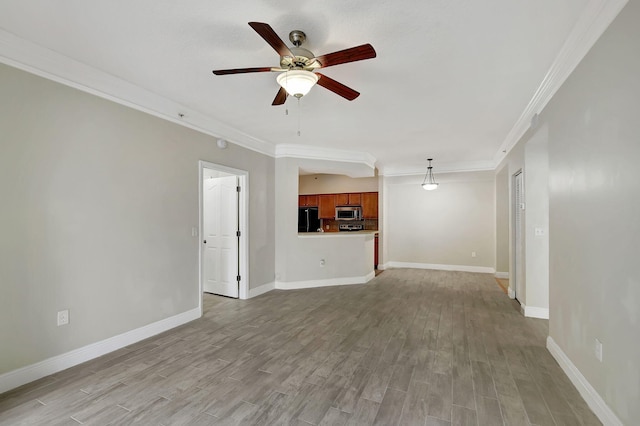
<box><xmin>421</xmin><ymin>158</ymin><xmax>439</xmax><ymax>190</ymax></box>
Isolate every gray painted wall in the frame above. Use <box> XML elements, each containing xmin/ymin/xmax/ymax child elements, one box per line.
<box><xmin>0</xmin><ymin>63</ymin><xmax>275</xmax><ymax>374</ymax></box>
<box><xmin>539</xmin><ymin>1</ymin><xmax>640</xmax><ymax>422</ymax></box>
<box><xmin>384</xmin><ymin>171</ymin><xmax>495</xmax><ymax>269</ymax></box>
<box><xmin>495</xmin><ymin>166</ymin><xmax>510</xmax><ymax>274</ymax></box>
<box><xmin>524</xmin><ymin>125</ymin><xmax>549</xmax><ymax>313</ymax></box>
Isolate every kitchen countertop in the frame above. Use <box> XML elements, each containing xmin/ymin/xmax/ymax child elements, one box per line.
<box><xmin>298</xmin><ymin>230</ymin><xmax>378</xmax><ymax>238</ymax></box>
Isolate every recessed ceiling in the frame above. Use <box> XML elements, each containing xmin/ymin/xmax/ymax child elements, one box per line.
<box><xmin>0</xmin><ymin>0</ymin><xmax>597</xmax><ymax>173</ymax></box>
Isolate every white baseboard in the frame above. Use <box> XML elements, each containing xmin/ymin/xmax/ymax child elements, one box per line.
<box><xmin>248</xmin><ymin>281</ymin><xmax>275</xmax><ymax>298</ymax></box>
<box><xmin>547</xmin><ymin>336</ymin><xmax>623</xmax><ymax>426</ymax></box>
<box><xmin>377</xmin><ymin>263</ymin><xmax>389</xmax><ymax>270</ymax></box>
<box><xmin>0</xmin><ymin>307</ymin><xmax>201</xmax><ymax>394</ymax></box>
<box><xmin>495</xmin><ymin>271</ymin><xmax>509</xmax><ymax>279</ymax></box>
<box><xmin>508</xmin><ymin>286</ymin><xmax>515</xmax><ymax>299</ymax></box>
<box><xmin>386</xmin><ymin>261</ymin><xmax>495</xmax><ymax>274</ymax></box>
<box><xmin>276</xmin><ymin>271</ymin><xmax>375</xmax><ymax>290</ymax></box>
<box><xmin>521</xmin><ymin>305</ymin><xmax>549</xmax><ymax>319</ymax></box>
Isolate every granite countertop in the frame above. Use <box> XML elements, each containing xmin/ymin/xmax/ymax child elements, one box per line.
<box><xmin>298</xmin><ymin>230</ymin><xmax>378</xmax><ymax>237</ymax></box>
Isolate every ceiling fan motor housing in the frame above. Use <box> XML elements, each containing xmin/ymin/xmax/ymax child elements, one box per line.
<box><xmin>280</xmin><ymin>46</ymin><xmax>318</xmax><ymax>70</ymax></box>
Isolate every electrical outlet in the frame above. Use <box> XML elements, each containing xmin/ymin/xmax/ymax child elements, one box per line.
<box><xmin>471</xmin><ymin>251</ymin><xmax>477</xmax><ymax>258</ymax></box>
<box><xmin>57</xmin><ymin>309</ymin><xmax>69</xmax><ymax>326</ymax></box>
<box><xmin>595</xmin><ymin>338</ymin><xmax>603</xmax><ymax>362</ymax></box>
<box><xmin>320</xmin><ymin>259</ymin><xmax>326</xmax><ymax>267</ymax></box>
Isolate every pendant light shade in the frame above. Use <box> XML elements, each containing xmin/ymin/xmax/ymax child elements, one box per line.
<box><xmin>276</xmin><ymin>70</ymin><xmax>319</xmax><ymax>98</ymax></box>
<box><xmin>421</xmin><ymin>158</ymin><xmax>439</xmax><ymax>190</ymax></box>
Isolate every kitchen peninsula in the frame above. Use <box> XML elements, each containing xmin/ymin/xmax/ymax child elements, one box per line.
<box><xmin>281</xmin><ymin>229</ymin><xmax>376</xmax><ymax>290</ymax></box>
<box><xmin>274</xmin><ymin>162</ymin><xmax>381</xmax><ymax>293</ymax></box>
<box><xmin>284</xmin><ymin>190</ymin><xmax>379</xmax><ymax>290</ymax></box>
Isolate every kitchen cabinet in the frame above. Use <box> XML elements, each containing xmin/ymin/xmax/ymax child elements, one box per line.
<box><xmin>299</xmin><ymin>192</ymin><xmax>378</xmax><ymax>218</ymax></box>
<box><xmin>299</xmin><ymin>195</ymin><xmax>318</xmax><ymax>207</ymax></box>
<box><xmin>362</xmin><ymin>192</ymin><xmax>378</xmax><ymax>219</ymax></box>
<box><xmin>335</xmin><ymin>193</ymin><xmax>361</xmax><ymax>206</ymax></box>
<box><xmin>318</xmin><ymin>194</ymin><xmax>336</xmax><ymax>219</ymax></box>
<box><xmin>348</xmin><ymin>193</ymin><xmax>361</xmax><ymax>205</ymax></box>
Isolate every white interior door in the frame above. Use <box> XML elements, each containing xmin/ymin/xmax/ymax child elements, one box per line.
<box><xmin>203</xmin><ymin>174</ymin><xmax>239</xmax><ymax>298</ymax></box>
<box><xmin>513</xmin><ymin>171</ymin><xmax>525</xmax><ymax>303</ymax></box>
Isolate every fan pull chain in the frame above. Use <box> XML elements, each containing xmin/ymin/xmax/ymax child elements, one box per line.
<box><xmin>297</xmin><ymin>97</ymin><xmax>301</xmax><ymax>137</ymax></box>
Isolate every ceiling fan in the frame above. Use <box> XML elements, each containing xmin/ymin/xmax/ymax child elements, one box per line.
<box><xmin>212</xmin><ymin>22</ymin><xmax>376</xmax><ymax>105</ymax></box>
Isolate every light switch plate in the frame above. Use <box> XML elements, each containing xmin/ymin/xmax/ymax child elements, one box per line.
<box><xmin>595</xmin><ymin>338</ymin><xmax>603</xmax><ymax>362</ymax></box>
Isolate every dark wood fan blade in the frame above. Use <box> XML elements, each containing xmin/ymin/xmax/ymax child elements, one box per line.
<box><xmin>248</xmin><ymin>22</ymin><xmax>294</xmax><ymax>58</ymax></box>
<box><xmin>212</xmin><ymin>67</ymin><xmax>273</xmax><ymax>75</ymax></box>
<box><xmin>316</xmin><ymin>73</ymin><xmax>360</xmax><ymax>101</ymax></box>
<box><xmin>272</xmin><ymin>87</ymin><xmax>288</xmax><ymax>106</ymax></box>
<box><xmin>314</xmin><ymin>44</ymin><xmax>376</xmax><ymax>68</ymax></box>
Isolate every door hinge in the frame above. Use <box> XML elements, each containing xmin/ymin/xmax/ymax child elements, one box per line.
<box><xmin>236</xmin><ymin>186</ymin><xmax>241</xmax><ymax>192</ymax></box>
<box><xmin>236</xmin><ymin>230</ymin><xmax>241</xmax><ymax>237</ymax></box>
<box><xmin>236</xmin><ymin>275</ymin><xmax>241</xmax><ymax>282</ymax></box>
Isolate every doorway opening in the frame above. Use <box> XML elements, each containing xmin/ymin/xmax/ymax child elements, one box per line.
<box><xmin>512</xmin><ymin>170</ymin><xmax>525</xmax><ymax>304</ymax></box>
<box><xmin>198</xmin><ymin>161</ymin><xmax>249</xmax><ymax>313</ymax></box>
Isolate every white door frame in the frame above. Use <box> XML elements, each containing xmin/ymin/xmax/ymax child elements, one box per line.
<box><xmin>198</xmin><ymin>161</ymin><xmax>249</xmax><ymax>313</ymax></box>
<box><xmin>512</xmin><ymin>169</ymin><xmax>525</xmax><ymax>303</ymax></box>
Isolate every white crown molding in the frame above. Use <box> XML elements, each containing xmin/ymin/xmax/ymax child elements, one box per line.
<box><xmin>0</xmin><ymin>29</ymin><xmax>276</xmax><ymax>158</ymax></box>
<box><xmin>0</xmin><ymin>32</ymin><xmax>482</xmax><ymax>174</ymax></box>
<box><xmin>275</xmin><ymin>144</ymin><xmax>377</xmax><ymax>169</ymax></box>
<box><xmin>4</xmin><ymin>0</ymin><xmax>627</xmax><ymax>176</ymax></box>
<box><xmin>0</xmin><ymin>307</ymin><xmax>200</xmax><ymax>394</ymax></box>
<box><xmin>380</xmin><ymin>160</ymin><xmax>495</xmax><ymax>177</ymax></box>
<box><xmin>547</xmin><ymin>336</ymin><xmax>623</xmax><ymax>426</ymax></box>
<box><xmin>493</xmin><ymin>0</ymin><xmax>628</xmax><ymax>166</ymax></box>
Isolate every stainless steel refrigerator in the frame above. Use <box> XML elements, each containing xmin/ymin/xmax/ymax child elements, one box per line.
<box><xmin>298</xmin><ymin>207</ymin><xmax>320</xmax><ymax>232</ymax></box>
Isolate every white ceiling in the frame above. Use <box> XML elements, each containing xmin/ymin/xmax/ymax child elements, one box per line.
<box><xmin>0</xmin><ymin>0</ymin><xmax>614</xmax><ymax>174</ymax></box>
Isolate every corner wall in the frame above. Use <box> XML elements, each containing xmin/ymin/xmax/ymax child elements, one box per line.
<box><xmin>524</xmin><ymin>124</ymin><xmax>550</xmax><ymax>317</ymax></box>
<box><xmin>495</xmin><ymin>166</ymin><xmax>510</xmax><ymax>275</ymax></box>
<box><xmin>537</xmin><ymin>1</ymin><xmax>640</xmax><ymax>422</ymax></box>
<box><xmin>384</xmin><ymin>171</ymin><xmax>495</xmax><ymax>272</ymax></box>
<box><xmin>0</xmin><ymin>63</ymin><xmax>275</xmax><ymax>377</ymax></box>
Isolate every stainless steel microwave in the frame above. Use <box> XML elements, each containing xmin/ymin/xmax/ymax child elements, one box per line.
<box><xmin>335</xmin><ymin>206</ymin><xmax>362</xmax><ymax>220</ymax></box>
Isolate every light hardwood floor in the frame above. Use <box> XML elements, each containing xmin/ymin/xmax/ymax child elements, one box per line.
<box><xmin>0</xmin><ymin>269</ymin><xmax>600</xmax><ymax>425</ymax></box>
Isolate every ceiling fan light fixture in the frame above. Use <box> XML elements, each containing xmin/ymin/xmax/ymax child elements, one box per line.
<box><xmin>276</xmin><ymin>70</ymin><xmax>319</xmax><ymax>98</ymax></box>
<box><xmin>421</xmin><ymin>158</ymin><xmax>439</xmax><ymax>191</ymax></box>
